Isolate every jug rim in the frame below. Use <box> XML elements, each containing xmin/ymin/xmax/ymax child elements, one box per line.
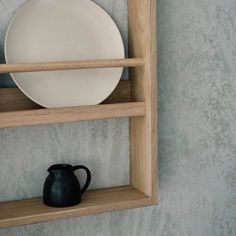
<box><xmin>48</xmin><ymin>164</ymin><xmax>73</xmax><ymax>172</ymax></box>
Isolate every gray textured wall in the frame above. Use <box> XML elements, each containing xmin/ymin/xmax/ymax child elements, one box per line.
<box><xmin>0</xmin><ymin>0</ymin><xmax>236</xmax><ymax>235</ymax></box>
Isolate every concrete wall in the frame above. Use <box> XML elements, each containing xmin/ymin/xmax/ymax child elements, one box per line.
<box><xmin>0</xmin><ymin>0</ymin><xmax>236</xmax><ymax>235</ymax></box>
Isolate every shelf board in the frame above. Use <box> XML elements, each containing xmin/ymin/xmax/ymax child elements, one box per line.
<box><xmin>0</xmin><ymin>58</ymin><xmax>144</xmax><ymax>74</ymax></box>
<box><xmin>0</xmin><ymin>80</ymin><xmax>131</xmax><ymax>112</ymax></box>
<box><xmin>0</xmin><ymin>102</ymin><xmax>145</xmax><ymax>129</ymax></box>
<box><xmin>0</xmin><ymin>186</ymin><xmax>152</xmax><ymax>229</ymax></box>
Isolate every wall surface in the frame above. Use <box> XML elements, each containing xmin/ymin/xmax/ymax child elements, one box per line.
<box><xmin>0</xmin><ymin>0</ymin><xmax>236</xmax><ymax>235</ymax></box>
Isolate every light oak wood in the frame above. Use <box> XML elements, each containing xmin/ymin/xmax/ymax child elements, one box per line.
<box><xmin>0</xmin><ymin>102</ymin><xmax>145</xmax><ymax>129</ymax></box>
<box><xmin>0</xmin><ymin>80</ymin><xmax>131</xmax><ymax>112</ymax></box>
<box><xmin>0</xmin><ymin>186</ymin><xmax>151</xmax><ymax>228</ymax></box>
<box><xmin>0</xmin><ymin>58</ymin><xmax>144</xmax><ymax>74</ymax></box>
<box><xmin>129</xmin><ymin>0</ymin><xmax>158</xmax><ymax>203</ymax></box>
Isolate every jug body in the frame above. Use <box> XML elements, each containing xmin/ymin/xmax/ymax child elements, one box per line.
<box><xmin>43</xmin><ymin>164</ymin><xmax>91</xmax><ymax>207</ymax></box>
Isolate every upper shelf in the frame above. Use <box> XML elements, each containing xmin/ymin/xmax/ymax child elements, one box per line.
<box><xmin>0</xmin><ymin>79</ymin><xmax>144</xmax><ymax>129</ymax></box>
<box><xmin>0</xmin><ymin>80</ymin><xmax>131</xmax><ymax>112</ymax></box>
<box><xmin>0</xmin><ymin>58</ymin><xmax>145</xmax><ymax>129</ymax></box>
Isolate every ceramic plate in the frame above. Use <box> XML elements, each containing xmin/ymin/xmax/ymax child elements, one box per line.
<box><xmin>5</xmin><ymin>0</ymin><xmax>124</xmax><ymax>108</ymax></box>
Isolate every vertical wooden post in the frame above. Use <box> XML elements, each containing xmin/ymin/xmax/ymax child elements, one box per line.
<box><xmin>129</xmin><ymin>0</ymin><xmax>158</xmax><ymax>203</ymax></box>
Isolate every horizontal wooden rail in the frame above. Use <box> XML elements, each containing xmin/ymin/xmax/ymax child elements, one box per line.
<box><xmin>0</xmin><ymin>102</ymin><xmax>145</xmax><ymax>129</ymax></box>
<box><xmin>0</xmin><ymin>58</ymin><xmax>144</xmax><ymax>74</ymax></box>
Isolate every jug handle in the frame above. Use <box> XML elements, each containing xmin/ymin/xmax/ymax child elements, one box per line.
<box><xmin>72</xmin><ymin>165</ymin><xmax>91</xmax><ymax>195</ymax></box>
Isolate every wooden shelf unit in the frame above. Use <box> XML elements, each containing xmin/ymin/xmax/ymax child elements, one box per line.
<box><xmin>0</xmin><ymin>0</ymin><xmax>157</xmax><ymax>229</ymax></box>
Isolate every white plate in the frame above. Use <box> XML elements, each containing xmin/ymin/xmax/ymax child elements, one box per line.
<box><xmin>5</xmin><ymin>0</ymin><xmax>124</xmax><ymax>108</ymax></box>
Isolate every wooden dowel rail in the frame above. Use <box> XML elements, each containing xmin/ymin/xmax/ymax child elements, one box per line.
<box><xmin>0</xmin><ymin>102</ymin><xmax>146</xmax><ymax>129</ymax></box>
<box><xmin>0</xmin><ymin>58</ymin><xmax>144</xmax><ymax>74</ymax></box>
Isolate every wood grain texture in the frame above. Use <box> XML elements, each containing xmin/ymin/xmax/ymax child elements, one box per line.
<box><xmin>0</xmin><ymin>88</ymin><xmax>41</xmax><ymax>112</ymax></box>
<box><xmin>0</xmin><ymin>186</ymin><xmax>152</xmax><ymax>229</ymax></box>
<box><xmin>0</xmin><ymin>58</ymin><xmax>144</xmax><ymax>74</ymax></box>
<box><xmin>0</xmin><ymin>80</ymin><xmax>131</xmax><ymax>112</ymax></box>
<box><xmin>0</xmin><ymin>102</ymin><xmax>145</xmax><ymax>129</ymax></box>
<box><xmin>129</xmin><ymin>0</ymin><xmax>158</xmax><ymax>203</ymax></box>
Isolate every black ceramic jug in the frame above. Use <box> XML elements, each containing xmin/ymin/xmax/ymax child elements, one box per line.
<box><xmin>43</xmin><ymin>164</ymin><xmax>91</xmax><ymax>207</ymax></box>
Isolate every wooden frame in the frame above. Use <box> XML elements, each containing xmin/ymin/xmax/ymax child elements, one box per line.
<box><xmin>0</xmin><ymin>0</ymin><xmax>158</xmax><ymax>229</ymax></box>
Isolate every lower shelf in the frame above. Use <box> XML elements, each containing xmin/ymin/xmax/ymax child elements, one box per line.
<box><xmin>0</xmin><ymin>186</ymin><xmax>152</xmax><ymax>229</ymax></box>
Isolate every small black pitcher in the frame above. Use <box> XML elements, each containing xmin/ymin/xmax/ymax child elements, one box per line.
<box><xmin>43</xmin><ymin>164</ymin><xmax>91</xmax><ymax>207</ymax></box>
